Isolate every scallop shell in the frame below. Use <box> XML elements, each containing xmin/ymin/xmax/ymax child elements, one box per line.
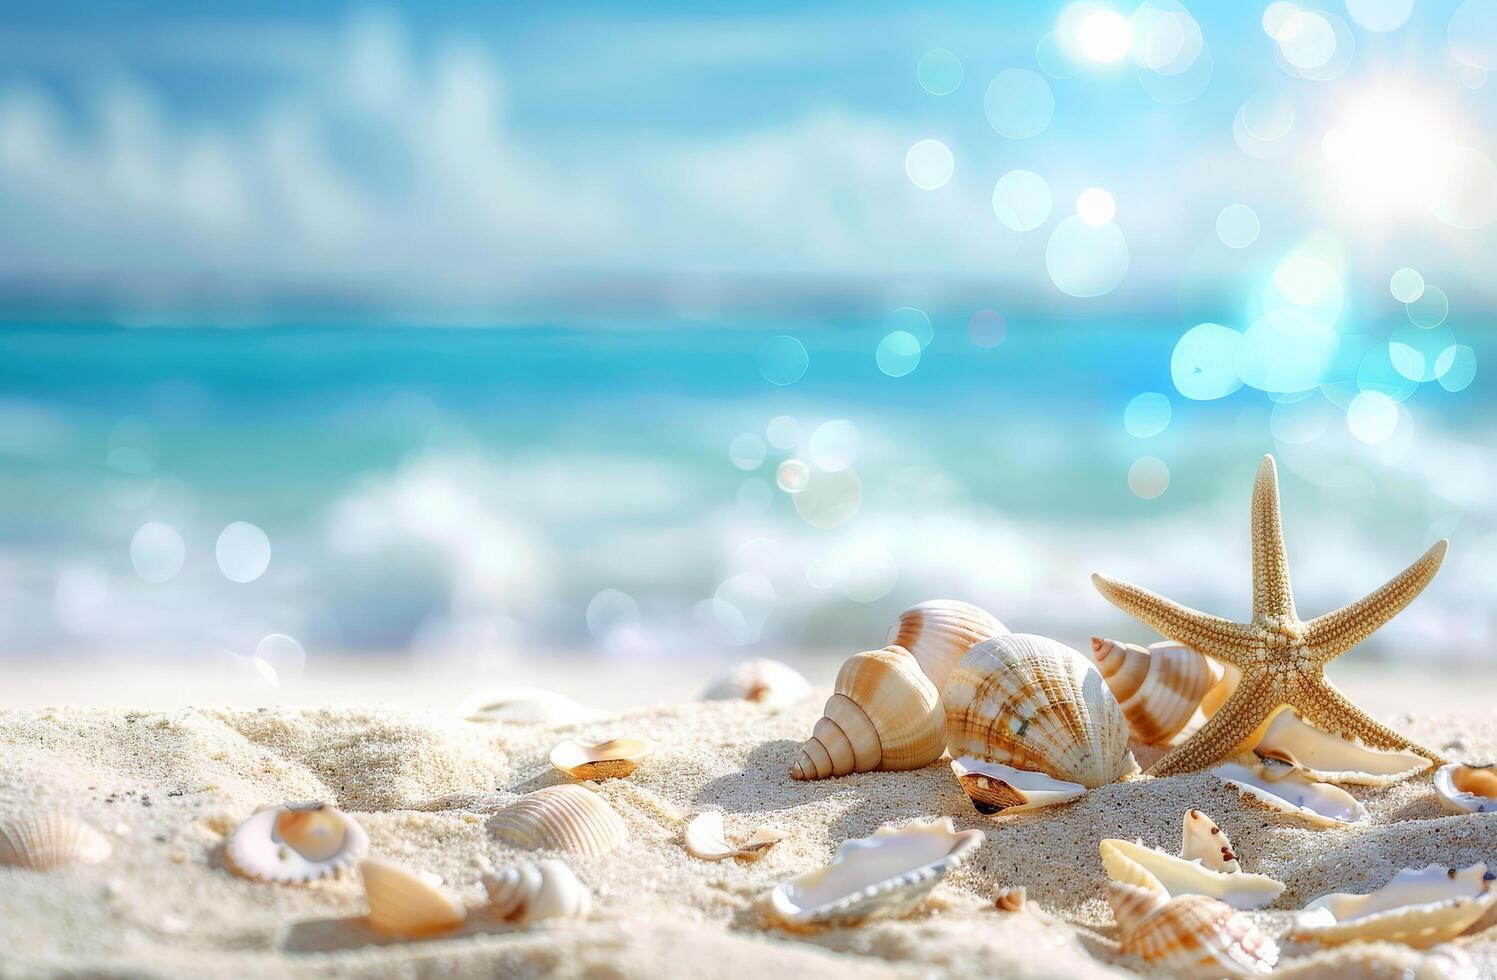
<box><xmin>1108</xmin><ymin>882</ymin><xmax>1279</xmax><ymax>978</ymax></box>
<box><xmin>483</xmin><ymin>859</ymin><xmax>591</xmax><ymax>925</ymax></box>
<box><xmin>789</xmin><ymin>645</ymin><xmax>946</xmax><ymax>781</ymax></box>
<box><xmin>1433</xmin><ymin>763</ymin><xmax>1497</xmax><ymax>814</ymax></box>
<box><xmin>683</xmin><ymin>811</ymin><xmax>786</xmax><ymax>862</ymax></box>
<box><xmin>1293</xmin><ymin>863</ymin><xmax>1497</xmax><ymax>948</ymax></box>
<box><xmin>888</xmin><ymin>599</ymin><xmax>1009</xmax><ymax>691</ymax></box>
<box><xmin>1212</xmin><ymin>761</ymin><xmax>1369</xmax><ymax>828</ymax></box>
<box><xmin>767</xmin><ymin>817</ymin><xmax>982</xmax><ymax>928</ymax></box>
<box><xmin>949</xmin><ymin>756</ymin><xmax>1086</xmax><ymax>815</ymax></box>
<box><xmin>360</xmin><ymin>858</ymin><xmax>467</xmax><ymax>937</ymax></box>
<box><xmin>487</xmin><ymin>785</ymin><xmax>628</xmax><ymax>855</ymax></box>
<box><xmin>463</xmin><ymin>687</ymin><xmax>598</xmax><ymax>725</ymax></box>
<box><xmin>1099</xmin><ymin>837</ymin><xmax>1285</xmax><ymax>909</ymax></box>
<box><xmin>1254</xmin><ymin>710</ymin><xmax>1432</xmax><ymax>786</ymax></box>
<box><xmin>223</xmin><ymin>802</ymin><xmax>369</xmax><ymax>884</ymax></box>
<box><xmin>943</xmin><ymin>633</ymin><xmax>1135</xmax><ymax>788</ymax></box>
<box><xmin>1090</xmin><ymin>637</ymin><xmax>1224</xmax><ymax>745</ymax></box>
<box><xmin>548</xmin><ymin>737</ymin><xmax>653</xmax><ymax>780</ymax></box>
<box><xmin>699</xmin><ymin>658</ymin><xmax>811</xmax><ymax>708</ymax></box>
<box><xmin>0</xmin><ymin>812</ymin><xmax>112</xmax><ymax>870</ymax></box>
<box><xmin>1180</xmin><ymin>808</ymin><xmax>1240</xmax><ymax>873</ymax></box>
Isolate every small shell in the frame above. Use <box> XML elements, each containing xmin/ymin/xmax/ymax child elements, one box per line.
<box><xmin>548</xmin><ymin>737</ymin><xmax>653</xmax><ymax>780</ymax></box>
<box><xmin>1090</xmin><ymin>637</ymin><xmax>1223</xmax><ymax>745</ymax></box>
<box><xmin>683</xmin><ymin>811</ymin><xmax>786</xmax><ymax>862</ymax></box>
<box><xmin>943</xmin><ymin>633</ymin><xmax>1135</xmax><ymax>788</ymax></box>
<box><xmin>1180</xmin><ymin>809</ymin><xmax>1239</xmax><ymax>873</ymax></box>
<box><xmin>1293</xmin><ymin>863</ymin><xmax>1497</xmax><ymax>948</ymax></box>
<box><xmin>1253</xmin><ymin>710</ymin><xmax>1432</xmax><ymax>786</ymax></box>
<box><xmin>483</xmin><ymin>859</ymin><xmax>591</xmax><ymax>925</ymax></box>
<box><xmin>949</xmin><ymin>756</ymin><xmax>1086</xmax><ymax>815</ymax></box>
<box><xmin>223</xmin><ymin>802</ymin><xmax>369</xmax><ymax>884</ymax></box>
<box><xmin>1108</xmin><ymin>882</ymin><xmax>1279</xmax><ymax>978</ymax></box>
<box><xmin>360</xmin><ymin>858</ymin><xmax>467</xmax><ymax>937</ymax></box>
<box><xmin>888</xmin><ymin>599</ymin><xmax>1009</xmax><ymax>690</ymax></box>
<box><xmin>487</xmin><ymin>785</ymin><xmax>628</xmax><ymax>855</ymax></box>
<box><xmin>767</xmin><ymin>817</ymin><xmax>983</xmax><ymax>928</ymax></box>
<box><xmin>1099</xmin><ymin>838</ymin><xmax>1285</xmax><ymax>909</ymax></box>
<box><xmin>1212</xmin><ymin>761</ymin><xmax>1369</xmax><ymax>828</ymax></box>
<box><xmin>463</xmin><ymin>688</ymin><xmax>597</xmax><ymax>725</ymax></box>
<box><xmin>993</xmin><ymin>885</ymin><xmax>1027</xmax><ymax>912</ymax></box>
<box><xmin>700</xmin><ymin>658</ymin><xmax>811</xmax><ymax>708</ymax></box>
<box><xmin>1433</xmin><ymin>763</ymin><xmax>1497</xmax><ymax>814</ymax></box>
<box><xmin>0</xmin><ymin>813</ymin><xmax>112</xmax><ymax>870</ymax></box>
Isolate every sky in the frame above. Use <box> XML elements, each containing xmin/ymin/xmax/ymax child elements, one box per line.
<box><xmin>1</xmin><ymin>0</ymin><xmax>1496</xmax><ymax>323</ymax></box>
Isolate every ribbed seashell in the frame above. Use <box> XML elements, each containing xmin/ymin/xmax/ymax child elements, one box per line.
<box><xmin>463</xmin><ymin>687</ymin><xmax>598</xmax><ymax>725</ymax></box>
<box><xmin>360</xmin><ymin>858</ymin><xmax>467</xmax><ymax>937</ymax></box>
<box><xmin>548</xmin><ymin>737</ymin><xmax>653</xmax><ymax>780</ymax></box>
<box><xmin>1090</xmin><ymin>637</ymin><xmax>1223</xmax><ymax>745</ymax></box>
<box><xmin>487</xmin><ymin>785</ymin><xmax>628</xmax><ymax>855</ymax></box>
<box><xmin>888</xmin><ymin>599</ymin><xmax>1009</xmax><ymax>691</ymax></box>
<box><xmin>1433</xmin><ymin>763</ymin><xmax>1497</xmax><ymax>814</ymax></box>
<box><xmin>1253</xmin><ymin>710</ymin><xmax>1432</xmax><ymax>786</ymax></box>
<box><xmin>699</xmin><ymin>658</ymin><xmax>811</xmax><ymax>708</ymax></box>
<box><xmin>1293</xmin><ymin>863</ymin><xmax>1497</xmax><ymax>948</ymax></box>
<box><xmin>683</xmin><ymin>811</ymin><xmax>786</xmax><ymax>862</ymax></box>
<box><xmin>1212</xmin><ymin>761</ymin><xmax>1369</xmax><ymax>828</ymax></box>
<box><xmin>789</xmin><ymin>645</ymin><xmax>946</xmax><ymax>781</ymax></box>
<box><xmin>943</xmin><ymin>633</ymin><xmax>1135</xmax><ymax>788</ymax></box>
<box><xmin>1108</xmin><ymin>882</ymin><xmax>1279</xmax><ymax>978</ymax></box>
<box><xmin>949</xmin><ymin>756</ymin><xmax>1086</xmax><ymax>815</ymax></box>
<box><xmin>767</xmin><ymin>817</ymin><xmax>982</xmax><ymax>928</ymax></box>
<box><xmin>1180</xmin><ymin>809</ymin><xmax>1240</xmax><ymax>873</ymax></box>
<box><xmin>483</xmin><ymin>859</ymin><xmax>591</xmax><ymax>925</ymax></box>
<box><xmin>1100</xmin><ymin>837</ymin><xmax>1284</xmax><ymax>909</ymax></box>
<box><xmin>0</xmin><ymin>812</ymin><xmax>112</xmax><ymax>870</ymax></box>
<box><xmin>224</xmin><ymin>801</ymin><xmax>369</xmax><ymax>884</ymax></box>
<box><xmin>1272</xmin><ymin>941</ymin><xmax>1478</xmax><ymax>980</ymax></box>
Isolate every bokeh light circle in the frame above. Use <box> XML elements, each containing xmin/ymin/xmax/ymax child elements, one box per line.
<box><xmin>968</xmin><ymin>310</ymin><xmax>1007</xmax><ymax>348</ymax></box>
<box><xmin>984</xmin><ymin>69</ymin><xmax>1055</xmax><ymax>139</ymax></box>
<box><xmin>255</xmin><ymin>633</ymin><xmax>307</xmax><ymax>680</ymax></box>
<box><xmin>1076</xmin><ymin>187</ymin><xmax>1116</xmax><ymax>226</ymax></box>
<box><xmin>1237</xmin><ymin>310</ymin><xmax>1337</xmax><ymax>393</ymax></box>
<box><xmin>1357</xmin><ymin>343</ymin><xmax>1420</xmax><ymax>402</ymax></box>
<box><xmin>992</xmin><ymin>170</ymin><xmax>1053</xmax><ymax>231</ymax></box>
<box><xmin>1407</xmin><ymin>285</ymin><xmax>1449</xmax><ymax>327</ymax></box>
<box><xmin>1045</xmin><ymin>216</ymin><xmax>1130</xmax><ymax>297</ymax></box>
<box><xmin>1128</xmin><ymin>457</ymin><xmax>1170</xmax><ymax>499</ymax></box>
<box><xmin>889</xmin><ymin>306</ymin><xmax>934</xmax><ymax>348</ymax></box>
<box><xmin>1263</xmin><ymin>2</ymin><xmax>1298</xmax><ymax>38</ymax></box>
<box><xmin>1461</xmin><ymin>64</ymin><xmax>1488</xmax><ymax>89</ymax></box>
<box><xmin>1124</xmin><ymin>392</ymin><xmax>1172</xmax><ymax>437</ymax></box>
<box><xmin>216</xmin><ymin>521</ymin><xmax>271</xmax><ymax>583</ymax></box>
<box><xmin>809</xmin><ymin>419</ymin><xmax>859</xmax><ymax>471</ymax></box>
<box><xmin>758</xmin><ymin>335</ymin><xmax>808</xmax><ymax>385</ymax></box>
<box><xmin>1347</xmin><ymin>391</ymin><xmax>1400</xmax><ymax>444</ymax></box>
<box><xmin>1449</xmin><ymin>0</ymin><xmax>1497</xmax><ymax>69</ymax></box>
<box><xmin>131</xmin><ymin>521</ymin><xmax>185</xmax><ymax>583</ymax></box>
<box><xmin>793</xmin><ymin>466</ymin><xmax>863</xmax><ymax>529</ymax></box>
<box><xmin>586</xmin><ymin>589</ymin><xmax>640</xmax><ymax>646</ymax></box>
<box><xmin>905</xmin><ymin>139</ymin><xmax>955</xmax><ymax>190</ymax></box>
<box><xmin>1171</xmin><ymin>323</ymin><xmax>1244</xmax><ymax>400</ymax></box>
<box><xmin>1390</xmin><ymin>323</ymin><xmax>1457</xmax><ymax>382</ymax></box>
<box><xmin>1240</xmin><ymin>94</ymin><xmax>1294</xmax><ymax>141</ymax></box>
<box><xmin>1277</xmin><ymin>11</ymin><xmax>1336</xmax><ymax>70</ymax></box>
<box><xmin>729</xmin><ymin>433</ymin><xmax>767</xmax><ymax>470</ymax></box>
<box><xmin>766</xmin><ymin>415</ymin><xmax>801</xmax><ymax>450</ymax></box>
<box><xmin>1346</xmin><ymin>0</ymin><xmax>1413</xmax><ymax>32</ymax></box>
<box><xmin>1389</xmin><ymin>268</ymin><xmax>1425</xmax><ymax>303</ymax></box>
<box><xmin>1077</xmin><ymin>9</ymin><xmax>1134</xmax><ymax>62</ymax></box>
<box><xmin>1036</xmin><ymin>33</ymin><xmax>1081</xmax><ymax>79</ymax></box>
<box><xmin>1437</xmin><ymin>345</ymin><xmax>1478</xmax><ymax>391</ymax></box>
<box><xmin>1216</xmin><ymin>204</ymin><xmax>1260</xmax><ymax>248</ymax></box>
<box><xmin>876</xmin><ymin>331</ymin><xmax>922</xmax><ymax>377</ymax></box>
<box><xmin>1428</xmin><ymin>145</ymin><xmax>1497</xmax><ymax>229</ymax></box>
<box><xmin>1131</xmin><ymin>1</ymin><xmax>1202</xmax><ymax>74</ymax></box>
<box><xmin>1138</xmin><ymin>43</ymin><xmax>1213</xmax><ymax>103</ymax></box>
<box><xmin>1270</xmin><ymin>392</ymin><xmax>1336</xmax><ymax>444</ymax></box>
<box><xmin>775</xmin><ymin>458</ymin><xmax>811</xmax><ymax>493</ymax></box>
<box><xmin>917</xmin><ymin>49</ymin><xmax>964</xmax><ymax>95</ymax></box>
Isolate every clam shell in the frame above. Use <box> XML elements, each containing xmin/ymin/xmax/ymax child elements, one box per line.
<box><xmin>1180</xmin><ymin>808</ymin><xmax>1239</xmax><ymax>873</ymax></box>
<box><xmin>1433</xmin><ymin>763</ymin><xmax>1497</xmax><ymax>814</ymax></box>
<box><xmin>483</xmin><ymin>859</ymin><xmax>591</xmax><ymax>925</ymax></box>
<box><xmin>700</xmin><ymin>658</ymin><xmax>811</xmax><ymax>708</ymax></box>
<box><xmin>1108</xmin><ymin>882</ymin><xmax>1278</xmax><ymax>978</ymax></box>
<box><xmin>949</xmin><ymin>756</ymin><xmax>1086</xmax><ymax>815</ymax></box>
<box><xmin>463</xmin><ymin>687</ymin><xmax>598</xmax><ymax>725</ymax></box>
<box><xmin>1212</xmin><ymin>761</ymin><xmax>1369</xmax><ymax>828</ymax></box>
<box><xmin>943</xmin><ymin>633</ymin><xmax>1134</xmax><ymax>789</ymax></box>
<box><xmin>1090</xmin><ymin>637</ymin><xmax>1223</xmax><ymax>745</ymax></box>
<box><xmin>360</xmin><ymin>858</ymin><xmax>467</xmax><ymax>937</ymax></box>
<box><xmin>548</xmin><ymin>737</ymin><xmax>653</xmax><ymax>780</ymax></box>
<box><xmin>1254</xmin><ymin>710</ymin><xmax>1431</xmax><ymax>786</ymax></box>
<box><xmin>767</xmin><ymin>817</ymin><xmax>982</xmax><ymax>928</ymax></box>
<box><xmin>0</xmin><ymin>812</ymin><xmax>112</xmax><ymax>870</ymax></box>
<box><xmin>1293</xmin><ymin>863</ymin><xmax>1497</xmax><ymax>948</ymax></box>
<box><xmin>683</xmin><ymin>811</ymin><xmax>785</xmax><ymax>862</ymax></box>
<box><xmin>1099</xmin><ymin>838</ymin><xmax>1285</xmax><ymax>909</ymax></box>
<box><xmin>888</xmin><ymin>599</ymin><xmax>1008</xmax><ymax>691</ymax></box>
<box><xmin>223</xmin><ymin>802</ymin><xmax>369</xmax><ymax>884</ymax></box>
<box><xmin>488</xmin><ymin>785</ymin><xmax>628</xmax><ymax>855</ymax></box>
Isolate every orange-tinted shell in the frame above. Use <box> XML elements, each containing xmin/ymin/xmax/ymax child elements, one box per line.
<box><xmin>1090</xmin><ymin>637</ymin><xmax>1223</xmax><ymax>745</ymax></box>
<box><xmin>889</xmin><ymin>600</ymin><xmax>1008</xmax><ymax>691</ymax></box>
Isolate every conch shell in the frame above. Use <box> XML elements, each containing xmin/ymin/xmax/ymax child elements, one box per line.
<box><xmin>683</xmin><ymin>811</ymin><xmax>785</xmax><ymax>862</ymax></box>
<box><xmin>789</xmin><ymin>645</ymin><xmax>946</xmax><ymax>781</ymax></box>
<box><xmin>1293</xmin><ymin>863</ymin><xmax>1497</xmax><ymax>948</ymax></box>
<box><xmin>360</xmin><ymin>858</ymin><xmax>467</xmax><ymax>937</ymax></box>
<box><xmin>224</xmin><ymin>802</ymin><xmax>368</xmax><ymax>884</ymax></box>
<box><xmin>487</xmin><ymin>785</ymin><xmax>628</xmax><ymax>855</ymax></box>
<box><xmin>1433</xmin><ymin>763</ymin><xmax>1497</xmax><ymax>814</ymax></box>
<box><xmin>548</xmin><ymin>737</ymin><xmax>653</xmax><ymax>780</ymax></box>
<box><xmin>949</xmin><ymin>756</ymin><xmax>1085</xmax><ymax>815</ymax></box>
<box><xmin>1253</xmin><ymin>710</ymin><xmax>1431</xmax><ymax>786</ymax></box>
<box><xmin>1108</xmin><ymin>882</ymin><xmax>1279</xmax><ymax>978</ymax></box>
<box><xmin>700</xmin><ymin>658</ymin><xmax>811</xmax><ymax>708</ymax></box>
<box><xmin>889</xmin><ymin>599</ymin><xmax>1008</xmax><ymax>690</ymax></box>
<box><xmin>1090</xmin><ymin>637</ymin><xmax>1223</xmax><ymax>745</ymax></box>
<box><xmin>943</xmin><ymin>633</ymin><xmax>1134</xmax><ymax>788</ymax></box>
<box><xmin>484</xmin><ymin>859</ymin><xmax>591</xmax><ymax>925</ymax></box>
<box><xmin>1212</xmin><ymin>761</ymin><xmax>1369</xmax><ymax>828</ymax></box>
<box><xmin>0</xmin><ymin>812</ymin><xmax>112</xmax><ymax>870</ymax></box>
<box><xmin>1100</xmin><ymin>837</ymin><xmax>1285</xmax><ymax>910</ymax></box>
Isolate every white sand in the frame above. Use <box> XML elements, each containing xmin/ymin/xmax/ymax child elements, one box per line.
<box><xmin>1</xmin><ymin>689</ymin><xmax>1494</xmax><ymax>978</ymax></box>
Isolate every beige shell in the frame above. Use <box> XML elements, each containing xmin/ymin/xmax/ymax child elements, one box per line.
<box><xmin>223</xmin><ymin>802</ymin><xmax>369</xmax><ymax>884</ymax></box>
<box><xmin>1254</xmin><ymin>710</ymin><xmax>1431</xmax><ymax>786</ymax></box>
<box><xmin>1090</xmin><ymin>637</ymin><xmax>1223</xmax><ymax>745</ymax></box>
<box><xmin>699</xmin><ymin>658</ymin><xmax>811</xmax><ymax>707</ymax></box>
<box><xmin>943</xmin><ymin>633</ymin><xmax>1134</xmax><ymax>788</ymax></box>
<box><xmin>1108</xmin><ymin>882</ymin><xmax>1279</xmax><ymax>978</ymax></box>
<box><xmin>0</xmin><ymin>812</ymin><xmax>112</xmax><ymax>870</ymax></box>
<box><xmin>1100</xmin><ymin>837</ymin><xmax>1284</xmax><ymax>909</ymax></box>
<box><xmin>993</xmin><ymin>885</ymin><xmax>1027</xmax><ymax>912</ymax></box>
<box><xmin>483</xmin><ymin>859</ymin><xmax>591</xmax><ymax>925</ymax></box>
<box><xmin>548</xmin><ymin>737</ymin><xmax>653</xmax><ymax>780</ymax></box>
<box><xmin>1180</xmin><ymin>808</ymin><xmax>1239</xmax><ymax>873</ymax></box>
<box><xmin>789</xmin><ymin>645</ymin><xmax>946</xmax><ymax>781</ymax></box>
<box><xmin>462</xmin><ymin>687</ymin><xmax>597</xmax><ymax>725</ymax></box>
<box><xmin>1212</xmin><ymin>761</ymin><xmax>1369</xmax><ymax>828</ymax></box>
<box><xmin>949</xmin><ymin>756</ymin><xmax>1086</xmax><ymax>815</ymax></box>
<box><xmin>360</xmin><ymin>858</ymin><xmax>467</xmax><ymax>937</ymax></box>
<box><xmin>1293</xmin><ymin>864</ymin><xmax>1497</xmax><ymax>948</ymax></box>
<box><xmin>888</xmin><ymin>599</ymin><xmax>1009</xmax><ymax>691</ymax></box>
<box><xmin>1433</xmin><ymin>763</ymin><xmax>1497</xmax><ymax>814</ymax></box>
<box><xmin>487</xmin><ymin>785</ymin><xmax>628</xmax><ymax>855</ymax></box>
<box><xmin>1272</xmin><ymin>941</ymin><xmax>1478</xmax><ymax>980</ymax></box>
<box><xmin>682</xmin><ymin>811</ymin><xmax>785</xmax><ymax>862</ymax></box>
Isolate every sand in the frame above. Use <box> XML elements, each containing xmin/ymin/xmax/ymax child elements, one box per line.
<box><xmin>1</xmin><ymin>689</ymin><xmax>1494</xmax><ymax>979</ymax></box>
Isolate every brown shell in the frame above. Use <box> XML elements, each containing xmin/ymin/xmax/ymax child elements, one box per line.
<box><xmin>889</xmin><ymin>600</ymin><xmax>1008</xmax><ymax>690</ymax></box>
<box><xmin>1109</xmin><ymin>883</ymin><xmax>1279</xmax><ymax>978</ymax></box>
<box><xmin>1090</xmin><ymin>637</ymin><xmax>1222</xmax><ymax>745</ymax></box>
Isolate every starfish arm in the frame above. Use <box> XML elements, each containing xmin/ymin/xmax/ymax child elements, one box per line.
<box><xmin>1294</xmin><ymin>676</ymin><xmax>1446</xmax><ymax>764</ymax></box>
<box><xmin>1148</xmin><ymin>673</ymin><xmax>1280</xmax><ymax>776</ymax></box>
<box><xmin>1091</xmin><ymin>573</ymin><xmax>1257</xmax><ymax>667</ymax></box>
<box><xmin>1302</xmin><ymin>540</ymin><xmax>1449</xmax><ymax>660</ymax></box>
<box><xmin>1250</xmin><ymin>455</ymin><xmax>1297</xmax><ymax>622</ymax></box>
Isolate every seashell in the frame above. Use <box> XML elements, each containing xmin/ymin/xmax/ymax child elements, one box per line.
<box><xmin>1293</xmin><ymin>863</ymin><xmax>1497</xmax><ymax>948</ymax></box>
<box><xmin>548</xmin><ymin>737</ymin><xmax>653</xmax><ymax>780</ymax></box>
<box><xmin>949</xmin><ymin>756</ymin><xmax>1086</xmax><ymax>815</ymax></box>
<box><xmin>487</xmin><ymin>785</ymin><xmax>628</xmax><ymax>855</ymax></box>
<box><xmin>789</xmin><ymin>645</ymin><xmax>946</xmax><ymax>781</ymax></box>
<box><xmin>359</xmin><ymin>858</ymin><xmax>467</xmax><ymax>937</ymax></box>
<box><xmin>699</xmin><ymin>658</ymin><xmax>811</xmax><ymax>708</ymax></box>
<box><xmin>993</xmin><ymin>885</ymin><xmax>1027</xmax><ymax>912</ymax></box>
<box><xmin>1433</xmin><ymin>763</ymin><xmax>1497</xmax><ymax>814</ymax></box>
<box><xmin>767</xmin><ymin>817</ymin><xmax>982</xmax><ymax>928</ymax></box>
<box><xmin>223</xmin><ymin>802</ymin><xmax>369</xmax><ymax>884</ymax></box>
<box><xmin>1180</xmin><ymin>808</ymin><xmax>1240</xmax><ymax>873</ymax></box>
<box><xmin>943</xmin><ymin>633</ymin><xmax>1135</xmax><ymax>788</ymax></box>
<box><xmin>1108</xmin><ymin>882</ymin><xmax>1279</xmax><ymax>978</ymax></box>
<box><xmin>683</xmin><ymin>811</ymin><xmax>786</xmax><ymax>862</ymax></box>
<box><xmin>0</xmin><ymin>812</ymin><xmax>112</xmax><ymax>870</ymax></box>
<box><xmin>1212</xmin><ymin>761</ymin><xmax>1369</xmax><ymax>828</ymax></box>
<box><xmin>1253</xmin><ymin>710</ymin><xmax>1432</xmax><ymax>786</ymax></box>
<box><xmin>1099</xmin><ymin>837</ymin><xmax>1285</xmax><ymax>909</ymax></box>
<box><xmin>1090</xmin><ymin>637</ymin><xmax>1224</xmax><ymax>745</ymax></box>
<box><xmin>463</xmin><ymin>687</ymin><xmax>598</xmax><ymax>725</ymax></box>
<box><xmin>483</xmin><ymin>859</ymin><xmax>591</xmax><ymax>925</ymax></box>
<box><xmin>888</xmin><ymin>599</ymin><xmax>1009</xmax><ymax>691</ymax></box>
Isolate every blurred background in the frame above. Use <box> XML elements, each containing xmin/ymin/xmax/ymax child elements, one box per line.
<box><xmin>1</xmin><ymin>0</ymin><xmax>1494</xmax><ymax>706</ymax></box>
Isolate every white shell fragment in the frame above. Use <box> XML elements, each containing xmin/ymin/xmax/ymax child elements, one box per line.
<box><xmin>1293</xmin><ymin>863</ymin><xmax>1497</xmax><ymax>948</ymax></box>
<box><xmin>1108</xmin><ymin>882</ymin><xmax>1279</xmax><ymax>978</ymax></box>
<box><xmin>700</xmin><ymin>658</ymin><xmax>811</xmax><ymax>708</ymax></box>
<box><xmin>1212</xmin><ymin>762</ymin><xmax>1369</xmax><ymax>828</ymax></box>
<box><xmin>768</xmin><ymin>817</ymin><xmax>982</xmax><ymax>928</ymax></box>
<box><xmin>1099</xmin><ymin>838</ymin><xmax>1285</xmax><ymax>910</ymax></box>
<box><xmin>463</xmin><ymin>688</ymin><xmax>598</xmax><ymax>725</ymax></box>
<box><xmin>360</xmin><ymin>858</ymin><xmax>467</xmax><ymax>937</ymax></box>
<box><xmin>0</xmin><ymin>812</ymin><xmax>112</xmax><ymax>870</ymax></box>
<box><xmin>1254</xmin><ymin>711</ymin><xmax>1432</xmax><ymax>786</ymax></box>
<box><xmin>224</xmin><ymin>802</ymin><xmax>369</xmax><ymax>884</ymax></box>
<box><xmin>1433</xmin><ymin>763</ymin><xmax>1497</xmax><ymax>814</ymax></box>
<box><xmin>483</xmin><ymin>859</ymin><xmax>591</xmax><ymax>925</ymax></box>
<box><xmin>683</xmin><ymin>811</ymin><xmax>786</xmax><ymax>862</ymax></box>
<box><xmin>949</xmin><ymin>756</ymin><xmax>1086</xmax><ymax>815</ymax></box>
<box><xmin>488</xmin><ymin>785</ymin><xmax>629</xmax><ymax>856</ymax></box>
<box><xmin>1180</xmin><ymin>809</ymin><xmax>1240</xmax><ymax>874</ymax></box>
<box><xmin>548</xmin><ymin>737</ymin><xmax>654</xmax><ymax>780</ymax></box>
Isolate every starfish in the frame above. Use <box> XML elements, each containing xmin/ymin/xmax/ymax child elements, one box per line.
<box><xmin>1092</xmin><ymin>455</ymin><xmax>1448</xmax><ymax>777</ymax></box>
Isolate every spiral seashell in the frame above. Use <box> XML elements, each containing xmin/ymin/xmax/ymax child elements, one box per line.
<box><xmin>1433</xmin><ymin>763</ymin><xmax>1497</xmax><ymax>814</ymax></box>
<box><xmin>700</xmin><ymin>658</ymin><xmax>811</xmax><ymax>708</ymax></box>
<box><xmin>888</xmin><ymin>599</ymin><xmax>1009</xmax><ymax>691</ymax></box>
<box><xmin>1108</xmin><ymin>882</ymin><xmax>1279</xmax><ymax>978</ymax></box>
<box><xmin>1213</xmin><ymin>761</ymin><xmax>1369</xmax><ymax>828</ymax></box>
<box><xmin>0</xmin><ymin>812</ymin><xmax>112</xmax><ymax>870</ymax></box>
<box><xmin>1180</xmin><ymin>809</ymin><xmax>1239</xmax><ymax>873</ymax></box>
<box><xmin>360</xmin><ymin>858</ymin><xmax>467</xmax><ymax>937</ymax></box>
<box><xmin>483</xmin><ymin>859</ymin><xmax>591</xmax><ymax>925</ymax></box>
<box><xmin>1090</xmin><ymin>637</ymin><xmax>1223</xmax><ymax>745</ymax></box>
<box><xmin>789</xmin><ymin>645</ymin><xmax>946</xmax><ymax>781</ymax></box>
<box><xmin>1100</xmin><ymin>837</ymin><xmax>1284</xmax><ymax>909</ymax></box>
<box><xmin>548</xmin><ymin>737</ymin><xmax>653</xmax><ymax>780</ymax></box>
<box><xmin>223</xmin><ymin>802</ymin><xmax>369</xmax><ymax>884</ymax></box>
<box><xmin>943</xmin><ymin>633</ymin><xmax>1134</xmax><ymax>788</ymax></box>
<box><xmin>1293</xmin><ymin>864</ymin><xmax>1497</xmax><ymax>948</ymax></box>
<box><xmin>487</xmin><ymin>785</ymin><xmax>628</xmax><ymax>855</ymax></box>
